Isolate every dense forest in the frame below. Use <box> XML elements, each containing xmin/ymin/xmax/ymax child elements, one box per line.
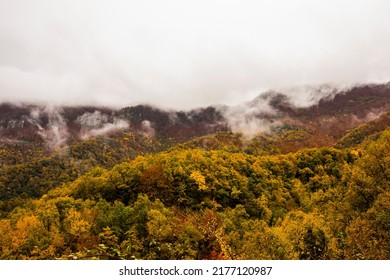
<box><xmin>0</xmin><ymin>86</ymin><xmax>389</xmax><ymax>260</ymax></box>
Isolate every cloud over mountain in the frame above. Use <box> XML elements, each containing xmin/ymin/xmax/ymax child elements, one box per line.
<box><xmin>0</xmin><ymin>1</ymin><xmax>390</xmax><ymax>109</ymax></box>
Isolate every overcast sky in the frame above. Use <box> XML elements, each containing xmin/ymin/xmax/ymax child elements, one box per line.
<box><xmin>0</xmin><ymin>0</ymin><xmax>389</xmax><ymax>110</ymax></box>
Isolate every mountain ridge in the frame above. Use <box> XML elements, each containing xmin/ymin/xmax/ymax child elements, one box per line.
<box><xmin>1</xmin><ymin>82</ymin><xmax>389</xmax><ymax>148</ymax></box>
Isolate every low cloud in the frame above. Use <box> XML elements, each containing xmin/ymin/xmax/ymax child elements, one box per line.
<box><xmin>219</xmin><ymin>84</ymin><xmax>352</xmax><ymax>137</ymax></box>
<box><xmin>219</xmin><ymin>92</ymin><xmax>280</xmax><ymax>137</ymax></box>
<box><xmin>77</xmin><ymin>111</ymin><xmax>129</xmax><ymax>140</ymax></box>
<box><xmin>32</xmin><ymin>106</ymin><xmax>69</xmax><ymax>149</ymax></box>
<box><xmin>271</xmin><ymin>84</ymin><xmax>349</xmax><ymax>108</ymax></box>
<box><xmin>77</xmin><ymin>111</ymin><xmax>109</xmax><ymax>129</ymax></box>
<box><xmin>140</xmin><ymin>120</ymin><xmax>155</xmax><ymax>137</ymax></box>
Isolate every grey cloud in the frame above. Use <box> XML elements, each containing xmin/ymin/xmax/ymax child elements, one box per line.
<box><xmin>0</xmin><ymin>0</ymin><xmax>390</xmax><ymax>110</ymax></box>
<box><xmin>219</xmin><ymin>84</ymin><xmax>352</xmax><ymax>137</ymax></box>
<box><xmin>141</xmin><ymin>120</ymin><xmax>155</xmax><ymax>137</ymax></box>
<box><xmin>30</xmin><ymin>105</ymin><xmax>70</xmax><ymax>149</ymax></box>
<box><xmin>76</xmin><ymin>111</ymin><xmax>129</xmax><ymax>140</ymax></box>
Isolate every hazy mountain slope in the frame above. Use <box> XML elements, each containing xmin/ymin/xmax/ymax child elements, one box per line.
<box><xmin>335</xmin><ymin>111</ymin><xmax>390</xmax><ymax>148</ymax></box>
<box><xmin>1</xmin><ymin>83</ymin><xmax>389</xmax><ymax>151</ymax></box>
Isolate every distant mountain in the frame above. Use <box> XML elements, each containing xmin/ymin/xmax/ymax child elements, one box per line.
<box><xmin>0</xmin><ymin>103</ymin><xmax>227</xmax><ymax>148</ymax></box>
<box><xmin>1</xmin><ymin>83</ymin><xmax>389</xmax><ymax>150</ymax></box>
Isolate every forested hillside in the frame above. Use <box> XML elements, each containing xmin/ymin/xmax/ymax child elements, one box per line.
<box><xmin>0</xmin><ymin>84</ymin><xmax>389</xmax><ymax>260</ymax></box>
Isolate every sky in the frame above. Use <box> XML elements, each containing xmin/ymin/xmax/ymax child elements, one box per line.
<box><xmin>0</xmin><ymin>0</ymin><xmax>390</xmax><ymax>110</ymax></box>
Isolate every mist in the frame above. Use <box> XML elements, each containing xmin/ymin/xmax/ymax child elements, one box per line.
<box><xmin>1</xmin><ymin>0</ymin><xmax>390</xmax><ymax>110</ymax></box>
<box><xmin>77</xmin><ymin>111</ymin><xmax>129</xmax><ymax>140</ymax></box>
<box><xmin>140</xmin><ymin>120</ymin><xmax>155</xmax><ymax>137</ymax></box>
<box><xmin>31</xmin><ymin>105</ymin><xmax>70</xmax><ymax>149</ymax></box>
